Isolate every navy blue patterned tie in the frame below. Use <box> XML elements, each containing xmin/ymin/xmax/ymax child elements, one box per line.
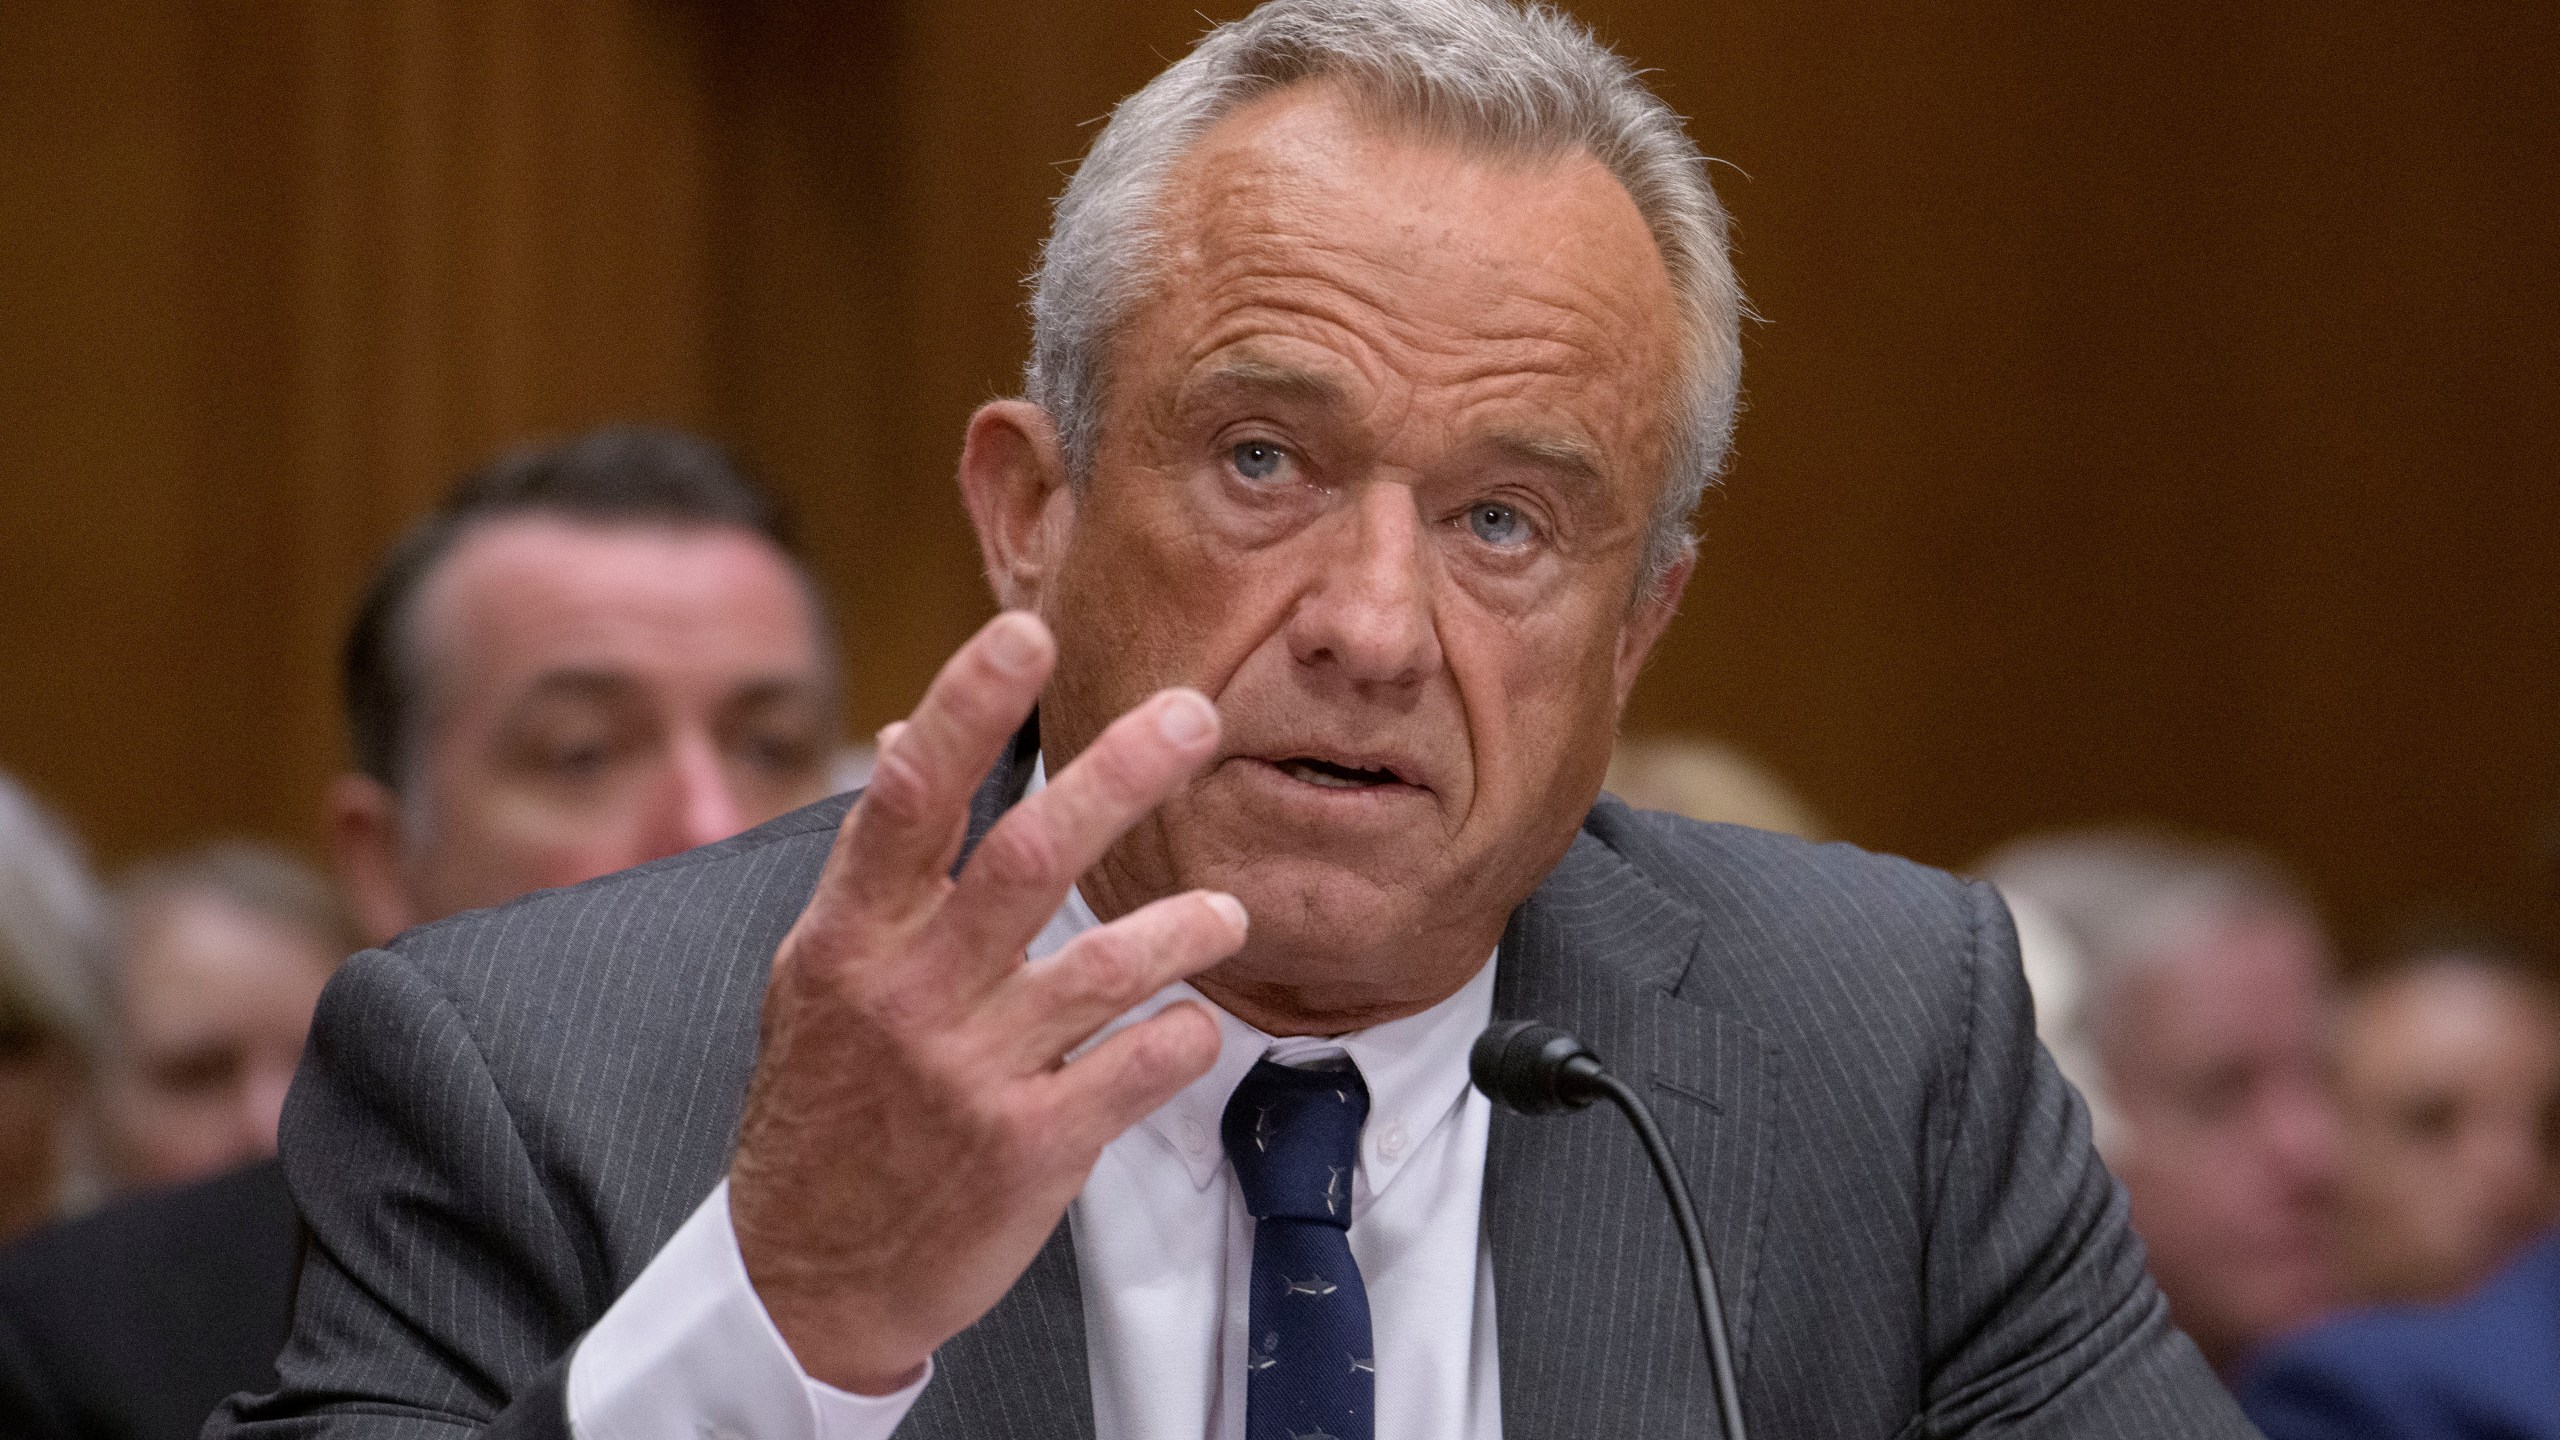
<box><xmin>1221</xmin><ymin>1055</ymin><xmax>1374</xmax><ymax>1440</ymax></box>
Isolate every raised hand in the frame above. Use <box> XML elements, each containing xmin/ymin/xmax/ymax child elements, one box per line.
<box><xmin>728</xmin><ymin>610</ymin><xmax>1243</xmax><ymax>1393</ymax></box>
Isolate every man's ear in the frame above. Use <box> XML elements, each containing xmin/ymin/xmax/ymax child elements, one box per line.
<box><xmin>324</xmin><ymin>772</ymin><xmax>419</xmax><ymax>948</ymax></box>
<box><xmin>1613</xmin><ymin>544</ymin><xmax>1696</xmax><ymax>709</ymax></box>
<box><xmin>956</xmin><ymin>400</ymin><xmax>1075</xmax><ymax>612</ymax></box>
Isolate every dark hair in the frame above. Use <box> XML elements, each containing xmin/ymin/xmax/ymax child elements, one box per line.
<box><xmin>342</xmin><ymin>425</ymin><xmax>822</xmax><ymax>789</ymax></box>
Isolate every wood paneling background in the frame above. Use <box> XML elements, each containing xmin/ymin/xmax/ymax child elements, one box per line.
<box><xmin>4</xmin><ymin>0</ymin><xmax>2554</xmax><ymax>952</ymax></box>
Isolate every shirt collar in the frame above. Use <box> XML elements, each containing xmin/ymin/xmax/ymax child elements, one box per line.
<box><xmin>1025</xmin><ymin>756</ymin><xmax>1498</xmax><ymax>1200</ymax></box>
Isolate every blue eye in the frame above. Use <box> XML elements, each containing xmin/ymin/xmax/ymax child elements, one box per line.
<box><xmin>1230</xmin><ymin>440</ymin><xmax>1287</xmax><ymax>483</ymax></box>
<box><xmin>1467</xmin><ymin>501</ymin><xmax>1531</xmax><ymax>547</ymax></box>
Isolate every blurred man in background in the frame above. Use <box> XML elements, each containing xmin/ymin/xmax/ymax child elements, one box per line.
<box><xmin>0</xmin><ymin>425</ymin><xmax>847</xmax><ymax>1440</ymax></box>
<box><xmin>1984</xmin><ymin>826</ymin><xmax>2345</xmax><ymax>1374</ymax></box>
<box><xmin>95</xmin><ymin>843</ymin><xmax>354</xmax><ymax>1190</ymax></box>
<box><xmin>2235</xmin><ymin>864</ymin><xmax>2560</xmax><ymax>1439</ymax></box>
<box><xmin>2333</xmin><ymin>934</ymin><xmax>2560</xmax><ymax>1305</ymax></box>
<box><xmin>0</xmin><ymin>771</ymin><xmax>108</xmax><ymax>1245</ymax></box>
<box><xmin>326</xmin><ymin>425</ymin><xmax>842</xmax><ymax>945</ymax></box>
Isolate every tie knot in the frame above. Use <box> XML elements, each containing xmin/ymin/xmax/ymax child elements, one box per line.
<box><xmin>1220</xmin><ymin>1056</ymin><xmax>1369</xmax><ymax>1226</ymax></box>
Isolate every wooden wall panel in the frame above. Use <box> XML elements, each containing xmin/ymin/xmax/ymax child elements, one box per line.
<box><xmin>1</xmin><ymin>0</ymin><xmax>297</xmax><ymax>856</ymax></box>
<box><xmin>693</xmin><ymin>3</ymin><xmax>905</xmax><ymax>715</ymax></box>
<box><xmin>2</xmin><ymin>0</ymin><xmax>2553</xmax><ymax>954</ymax></box>
<box><xmin>263</xmin><ymin>0</ymin><xmax>720</xmax><ymax>815</ymax></box>
<box><xmin>1582</xmin><ymin>0</ymin><xmax>2560</xmax><ymax>946</ymax></box>
<box><xmin>2</xmin><ymin>0</ymin><xmax>722</xmax><ymax>863</ymax></box>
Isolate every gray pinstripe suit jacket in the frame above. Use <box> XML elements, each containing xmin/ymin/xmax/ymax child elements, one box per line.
<box><xmin>214</xmin><ymin>738</ymin><xmax>2256</xmax><ymax>1439</ymax></box>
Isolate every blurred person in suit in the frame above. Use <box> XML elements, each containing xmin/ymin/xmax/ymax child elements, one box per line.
<box><xmin>0</xmin><ymin>426</ymin><xmax>846</xmax><ymax>1440</ymax></box>
<box><xmin>1983</xmin><ymin>826</ymin><xmax>2346</xmax><ymax>1374</ymax></box>
<box><xmin>2332</xmin><ymin>933</ymin><xmax>2560</xmax><ymax>1307</ymax></box>
<box><xmin>2230</xmin><ymin>862</ymin><xmax>2560</xmax><ymax>1439</ymax></box>
<box><xmin>1603</xmin><ymin>733</ymin><xmax>1830</xmax><ymax>840</ymax></box>
<box><xmin>93</xmin><ymin>842</ymin><xmax>355</xmax><ymax>1190</ymax></box>
<box><xmin>2238</xmin><ymin>1225</ymin><xmax>2560</xmax><ymax>1438</ymax></box>
<box><xmin>0</xmin><ymin>772</ymin><xmax>109</xmax><ymax>1245</ymax></box>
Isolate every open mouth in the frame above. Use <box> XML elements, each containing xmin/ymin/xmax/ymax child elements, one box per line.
<box><xmin>1276</xmin><ymin>756</ymin><xmax>1405</xmax><ymax>790</ymax></box>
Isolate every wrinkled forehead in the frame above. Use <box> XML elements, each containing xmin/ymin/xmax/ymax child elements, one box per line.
<box><xmin>1158</xmin><ymin>82</ymin><xmax>1672</xmax><ymax>306</ymax></box>
<box><xmin>1114</xmin><ymin>84</ymin><xmax>1685</xmax><ymax>454</ymax></box>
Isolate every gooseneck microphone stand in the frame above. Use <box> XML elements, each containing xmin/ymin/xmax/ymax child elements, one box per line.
<box><xmin>1471</xmin><ymin>1019</ymin><xmax>1749</xmax><ymax>1440</ymax></box>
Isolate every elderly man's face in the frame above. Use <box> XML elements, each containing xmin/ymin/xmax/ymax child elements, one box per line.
<box><xmin>973</xmin><ymin>85</ymin><xmax>1689</xmax><ymax>1029</ymax></box>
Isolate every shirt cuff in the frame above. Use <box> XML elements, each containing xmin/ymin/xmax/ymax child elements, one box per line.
<box><xmin>567</xmin><ymin>1178</ymin><xmax>931</xmax><ymax>1440</ymax></box>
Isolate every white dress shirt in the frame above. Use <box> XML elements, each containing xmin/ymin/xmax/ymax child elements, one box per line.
<box><xmin>571</xmin><ymin>772</ymin><xmax>1504</xmax><ymax>1440</ymax></box>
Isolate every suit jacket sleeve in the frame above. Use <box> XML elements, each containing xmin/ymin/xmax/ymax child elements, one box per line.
<box><xmin>209</xmin><ymin>946</ymin><xmax>583</xmax><ymax>1439</ymax></box>
<box><xmin>1915</xmin><ymin>881</ymin><xmax>2256</xmax><ymax>1437</ymax></box>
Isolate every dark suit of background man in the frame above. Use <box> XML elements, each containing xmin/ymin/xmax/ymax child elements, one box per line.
<box><xmin>216</xmin><ymin>2</ymin><xmax>2259</xmax><ymax>1436</ymax></box>
<box><xmin>2240</xmin><ymin>1229</ymin><xmax>2560</xmax><ymax>1439</ymax></box>
<box><xmin>0</xmin><ymin>428</ymin><xmax>843</xmax><ymax>1440</ymax></box>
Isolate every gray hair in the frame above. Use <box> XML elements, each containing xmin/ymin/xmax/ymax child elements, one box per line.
<box><xmin>112</xmin><ymin>840</ymin><xmax>356</xmax><ymax>1012</ymax></box>
<box><xmin>0</xmin><ymin>772</ymin><xmax>108</xmax><ymax>1058</ymax></box>
<box><xmin>1979</xmin><ymin>827</ymin><xmax>2319</xmax><ymax>1157</ymax></box>
<box><xmin>1026</xmin><ymin>0</ymin><xmax>1745</xmax><ymax>588</ymax></box>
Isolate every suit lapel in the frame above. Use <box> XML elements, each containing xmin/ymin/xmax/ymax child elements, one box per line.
<box><xmin>900</xmin><ymin>719</ymin><xmax>1097</xmax><ymax>1440</ymax></box>
<box><xmin>1486</xmin><ymin>828</ymin><xmax>1782</xmax><ymax>1440</ymax></box>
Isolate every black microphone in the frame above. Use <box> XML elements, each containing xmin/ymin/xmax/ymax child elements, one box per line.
<box><xmin>1471</xmin><ymin>1020</ymin><xmax>1749</xmax><ymax>1440</ymax></box>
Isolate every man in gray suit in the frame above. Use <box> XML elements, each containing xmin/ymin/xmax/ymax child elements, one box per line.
<box><xmin>217</xmin><ymin>2</ymin><xmax>2257</xmax><ymax>1436</ymax></box>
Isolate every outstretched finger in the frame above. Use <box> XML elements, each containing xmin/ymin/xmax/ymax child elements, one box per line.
<box><xmin>1040</xmin><ymin>1001</ymin><xmax>1225</xmax><ymax>1158</ymax></box>
<box><xmin>934</xmin><ymin>687</ymin><xmax>1220</xmax><ymax>969</ymax></box>
<box><xmin>982</xmin><ymin>889</ymin><xmax>1248</xmax><ymax>1070</ymax></box>
<box><xmin>826</xmin><ymin>612</ymin><xmax>1053</xmax><ymax>920</ymax></box>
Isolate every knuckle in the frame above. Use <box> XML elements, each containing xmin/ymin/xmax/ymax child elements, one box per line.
<box><xmin>854</xmin><ymin>968</ymin><xmax>945</xmax><ymax>1033</ymax></box>
<box><xmin>913</xmin><ymin>1047</ymin><xmax>1001</xmax><ymax>1141</ymax></box>
<box><xmin>855</xmin><ymin>750</ymin><xmax>933</xmax><ymax>828</ymax></box>
<box><xmin>1117</xmin><ymin>1013</ymin><xmax>1210</xmax><ymax>1089</ymax></box>
<box><xmin>978</xmin><ymin>1101</ymin><xmax>1046</xmax><ymax>1168</ymax></box>
<box><xmin>944</xmin><ymin>1073</ymin><xmax>999</xmax><ymax>1127</ymax></box>
<box><xmin>973</xmin><ymin>813</ymin><xmax>1065</xmax><ymax>891</ymax></box>
<box><xmin>1060</xmin><ymin>929</ymin><xmax>1145</xmax><ymax>1004</ymax></box>
<box><xmin>838</xmin><ymin>865</ymin><xmax>949</xmax><ymax>932</ymax></box>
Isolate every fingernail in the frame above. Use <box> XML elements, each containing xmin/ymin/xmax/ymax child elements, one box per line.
<box><xmin>1205</xmin><ymin>892</ymin><xmax>1247</xmax><ymax>933</ymax></box>
<box><xmin>1157</xmin><ymin>691</ymin><xmax>1215</xmax><ymax>745</ymax></box>
<box><xmin>874</xmin><ymin>721</ymin><xmax>907</xmax><ymax>752</ymax></box>
<box><xmin>987</xmin><ymin>615</ymin><xmax>1044</xmax><ymax>675</ymax></box>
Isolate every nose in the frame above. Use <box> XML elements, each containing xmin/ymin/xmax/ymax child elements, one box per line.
<box><xmin>647</xmin><ymin>732</ymin><xmax>749</xmax><ymax>858</ymax></box>
<box><xmin>1283</xmin><ymin>483</ymin><xmax>1442</xmax><ymax>689</ymax></box>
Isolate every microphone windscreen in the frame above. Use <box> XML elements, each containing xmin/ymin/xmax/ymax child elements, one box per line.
<box><xmin>1470</xmin><ymin>1019</ymin><xmax>1601</xmax><ymax>1114</ymax></box>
